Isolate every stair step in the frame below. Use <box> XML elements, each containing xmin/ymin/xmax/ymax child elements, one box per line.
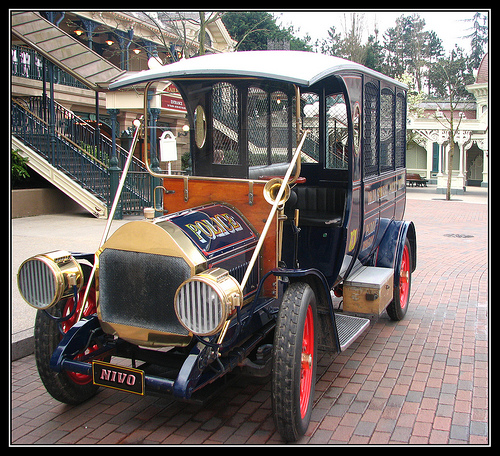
<box><xmin>335</xmin><ymin>313</ymin><xmax>370</xmax><ymax>351</ymax></box>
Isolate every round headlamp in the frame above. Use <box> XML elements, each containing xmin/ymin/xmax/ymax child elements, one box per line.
<box><xmin>174</xmin><ymin>268</ymin><xmax>243</xmax><ymax>336</ymax></box>
<box><xmin>17</xmin><ymin>250</ymin><xmax>84</xmax><ymax>310</ymax></box>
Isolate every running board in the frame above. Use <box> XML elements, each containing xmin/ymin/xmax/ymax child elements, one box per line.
<box><xmin>335</xmin><ymin>313</ymin><xmax>370</xmax><ymax>351</ymax></box>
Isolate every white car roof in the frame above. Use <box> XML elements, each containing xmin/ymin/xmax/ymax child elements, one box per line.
<box><xmin>109</xmin><ymin>50</ymin><xmax>407</xmax><ymax>90</ymax></box>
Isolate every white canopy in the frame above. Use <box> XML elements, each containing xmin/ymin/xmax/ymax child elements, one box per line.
<box><xmin>109</xmin><ymin>50</ymin><xmax>406</xmax><ymax>90</ymax></box>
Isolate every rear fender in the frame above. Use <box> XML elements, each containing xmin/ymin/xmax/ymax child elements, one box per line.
<box><xmin>374</xmin><ymin>220</ymin><xmax>417</xmax><ymax>274</ymax></box>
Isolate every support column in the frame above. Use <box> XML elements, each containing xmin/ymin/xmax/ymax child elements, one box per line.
<box><xmin>432</xmin><ymin>130</ymin><xmax>448</xmax><ymax>177</ymax></box>
<box><xmin>482</xmin><ymin>148</ymin><xmax>489</xmax><ymax>187</ymax></box>
<box><xmin>148</xmin><ymin>107</ymin><xmax>162</xmax><ymax>216</ymax></box>
<box><xmin>453</xmin><ymin>130</ymin><xmax>471</xmax><ymax>193</ymax></box>
<box><xmin>116</xmin><ymin>29</ymin><xmax>134</xmax><ymax>71</ymax></box>
<box><xmin>455</xmin><ymin>130</ymin><xmax>471</xmax><ymax>179</ymax></box>
<box><xmin>422</xmin><ymin>138</ymin><xmax>432</xmax><ymax>179</ymax></box>
<box><xmin>107</xmin><ymin>108</ymin><xmax>122</xmax><ymax>220</ymax></box>
<box><xmin>476</xmin><ymin>137</ymin><xmax>489</xmax><ymax>187</ymax></box>
<box><xmin>80</xmin><ymin>18</ymin><xmax>98</xmax><ymax>51</ymax></box>
<box><xmin>47</xmin><ymin>61</ymin><xmax>56</xmax><ymax>165</ymax></box>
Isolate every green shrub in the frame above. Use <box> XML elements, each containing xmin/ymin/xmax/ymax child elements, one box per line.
<box><xmin>11</xmin><ymin>149</ymin><xmax>30</xmax><ymax>184</ymax></box>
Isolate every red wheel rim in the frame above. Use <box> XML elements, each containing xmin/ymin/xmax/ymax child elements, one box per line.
<box><xmin>299</xmin><ymin>304</ymin><xmax>314</xmax><ymax>419</ymax></box>
<box><xmin>61</xmin><ymin>288</ymin><xmax>97</xmax><ymax>385</ymax></box>
<box><xmin>399</xmin><ymin>245</ymin><xmax>410</xmax><ymax>309</ymax></box>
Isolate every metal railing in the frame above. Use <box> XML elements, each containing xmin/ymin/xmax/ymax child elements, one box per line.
<box><xmin>12</xmin><ymin>44</ymin><xmax>88</xmax><ymax>90</ymax></box>
<box><xmin>12</xmin><ymin>98</ymin><xmax>153</xmax><ymax>215</ymax></box>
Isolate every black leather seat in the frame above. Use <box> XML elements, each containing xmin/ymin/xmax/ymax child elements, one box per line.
<box><xmin>288</xmin><ymin>186</ymin><xmax>345</xmax><ymax>227</ymax></box>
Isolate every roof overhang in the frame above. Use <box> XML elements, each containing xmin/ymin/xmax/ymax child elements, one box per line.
<box><xmin>109</xmin><ymin>50</ymin><xmax>407</xmax><ymax>91</ymax></box>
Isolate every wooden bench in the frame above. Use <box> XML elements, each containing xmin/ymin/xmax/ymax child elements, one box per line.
<box><xmin>406</xmin><ymin>173</ymin><xmax>428</xmax><ymax>187</ymax></box>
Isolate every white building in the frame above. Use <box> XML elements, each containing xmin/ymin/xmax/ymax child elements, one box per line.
<box><xmin>406</xmin><ymin>53</ymin><xmax>488</xmax><ymax>193</ymax></box>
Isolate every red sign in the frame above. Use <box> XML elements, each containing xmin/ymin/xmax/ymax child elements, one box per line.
<box><xmin>161</xmin><ymin>94</ymin><xmax>186</xmax><ymax>113</ymax></box>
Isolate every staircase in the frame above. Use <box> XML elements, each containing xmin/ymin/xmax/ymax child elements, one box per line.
<box><xmin>12</xmin><ymin>97</ymin><xmax>153</xmax><ymax>218</ymax></box>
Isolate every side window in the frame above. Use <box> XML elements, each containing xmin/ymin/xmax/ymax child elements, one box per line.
<box><xmin>380</xmin><ymin>87</ymin><xmax>395</xmax><ymax>172</ymax></box>
<box><xmin>363</xmin><ymin>81</ymin><xmax>379</xmax><ymax>177</ymax></box>
<box><xmin>300</xmin><ymin>92</ymin><xmax>320</xmax><ymax>162</ymax></box>
<box><xmin>212</xmin><ymin>82</ymin><xmax>239</xmax><ymax>165</ymax></box>
<box><xmin>326</xmin><ymin>93</ymin><xmax>348</xmax><ymax>169</ymax></box>
<box><xmin>395</xmin><ymin>92</ymin><xmax>406</xmax><ymax>168</ymax></box>
<box><xmin>194</xmin><ymin>105</ymin><xmax>206</xmax><ymax>149</ymax></box>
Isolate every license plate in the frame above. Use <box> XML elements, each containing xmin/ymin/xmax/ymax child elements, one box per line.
<box><xmin>92</xmin><ymin>361</ymin><xmax>144</xmax><ymax>395</ymax></box>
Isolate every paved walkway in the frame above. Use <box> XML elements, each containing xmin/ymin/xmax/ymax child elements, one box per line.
<box><xmin>11</xmin><ymin>185</ymin><xmax>489</xmax><ymax>445</ymax></box>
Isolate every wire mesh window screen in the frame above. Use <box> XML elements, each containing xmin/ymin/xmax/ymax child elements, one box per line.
<box><xmin>212</xmin><ymin>82</ymin><xmax>239</xmax><ymax>165</ymax></box>
<box><xmin>301</xmin><ymin>93</ymin><xmax>320</xmax><ymax>162</ymax></box>
<box><xmin>326</xmin><ymin>94</ymin><xmax>348</xmax><ymax>169</ymax></box>
<box><xmin>247</xmin><ymin>87</ymin><xmax>268</xmax><ymax>166</ymax></box>
<box><xmin>363</xmin><ymin>82</ymin><xmax>379</xmax><ymax>176</ymax></box>
<box><xmin>380</xmin><ymin>88</ymin><xmax>394</xmax><ymax>172</ymax></box>
<box><xmin>395</xmin><ymin>93</ymin><xmax>406</xmax><ymax>168</ymax></box>
<box><xmin>247</xmin><ymin>87</ymin><xmax>292</xmax><ymax>166</ymax></box>
<box><xmin>270</xmin><ymin>91</ymin><xmax>290</xmax><ymax>162</ymax></box>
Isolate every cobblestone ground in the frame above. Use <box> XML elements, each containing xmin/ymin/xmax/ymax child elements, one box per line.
<box><xmin>11</xmin><ymin>198</ymin><xmax>489</xmax><ymax>445</ymax></box>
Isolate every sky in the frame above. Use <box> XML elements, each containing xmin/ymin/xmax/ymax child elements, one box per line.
<box><xmin>273</xmin><ymin>10</ymin><xmax>488</xmax><ymax>54</ymax></box>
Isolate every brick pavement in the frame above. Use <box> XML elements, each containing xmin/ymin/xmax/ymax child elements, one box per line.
<box><xmin>11</xmin><ymin>198</ymin><xmax>489</xmax><ymax>445</ymax></box>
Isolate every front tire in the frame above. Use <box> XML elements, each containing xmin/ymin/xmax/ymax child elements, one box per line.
<box><xmin>272</xmin><ymin>282</ymin><xmax>317</xmax><ymax>442</ymax></box>
<box><xmin>34</xmin><ymin>286</ymin><xmax>101</xmax><ymax>405</ymax></box>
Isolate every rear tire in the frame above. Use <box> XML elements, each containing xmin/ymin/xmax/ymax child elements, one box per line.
<box><xmin>272</xmin><ymin>282</ymin><xmax>317</xmax><ymax>442</ymax></box>
<box><xmin>386</xmin><ymin>237</ymin><xmax>412</xmax><ymax>321</ymax></box>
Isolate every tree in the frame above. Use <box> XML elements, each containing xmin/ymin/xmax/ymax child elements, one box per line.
<box><xmin>222</xmin><ymin>11</ymin><xmax>312</xmax><ymax>51</ymax></box>
<box><xmin>428</xmin><ymin>46</ymin><xmax>475</xmax><ymax>200</ymax></box>
<box><xmin>314</xmin><ymin>15</ymin><xmax>383</xmax><ymax>70</ymax></box>
<box><xmin>382</xmin><ymin>14</ymin><xmax>443</xmax><ymax>92</ymax></box>
<box><xmin>428</xmin><ymin>45</ymin><xmax>475</xmax><ymax>99</ymax></box>
<box><xmin>462</xmin><ymin>12</ymin><xmax>488</xmax><ymax>69</ymax></box>
<box><xmin>339</xmin><ymin>13</ymin><xmax>365</xmax><ymax>63</ymax></box>
<box><xmin>197</xmin><ymin>12</ymin><xmax>224</xmax><ymax>55</ymax></box>
<box><xmin>363</xmin><ymin>34</ymin><xmax>384</xmax><ymax>72</ymax></box>
<box><xmin>315</xmin><ymin>25</ymin><xmax>342</xmax><ymax>57</ymax></box>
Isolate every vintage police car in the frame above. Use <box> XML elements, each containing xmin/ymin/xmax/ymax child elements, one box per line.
<box><xmin>17</xmin><ymin>51</ymin><xmax>416</xmax><ymax>442</ymax></box>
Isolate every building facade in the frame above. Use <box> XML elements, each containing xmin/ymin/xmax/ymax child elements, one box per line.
<box><xmin>406</xmin><ymin>53</ymin><xmax>489</xmax><ymax>192</ymax></box>
<box><xmin>12</xmin><ymin>11</ymin><xmax>236</xmax><ymax>170</ymax></box>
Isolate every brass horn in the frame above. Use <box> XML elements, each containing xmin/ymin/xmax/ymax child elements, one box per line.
<box><xmin>263</xmin><ymin>177</ymin><xmax>290</xmax><ymax>208</ymax></box>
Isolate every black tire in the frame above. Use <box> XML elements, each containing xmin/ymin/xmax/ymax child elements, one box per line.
<box><xmin>34</xmin><ymin>290</ymin><xmax>100</xmax><ymax>405</ymax></box>
<box><xmin>272</xmin><ymin>282</ymin><xmax>317</xmax><ymax>442</ymax></box>
<box><xmin>386</xmin><ymin>237</ymin><xmax>412</xmax><ymax>321</ymax></box>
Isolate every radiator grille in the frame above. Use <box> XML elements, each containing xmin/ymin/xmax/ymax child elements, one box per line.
<box><xmin>98</xmin><ymin>249</ymin><xmax>190</xmax><ymax>335</ymax></box>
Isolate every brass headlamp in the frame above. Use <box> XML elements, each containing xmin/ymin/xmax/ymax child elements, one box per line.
<box><xmin>17</xmin><ymin>250</ymin><xmax>83</xmax><ymax>310</ymax></box>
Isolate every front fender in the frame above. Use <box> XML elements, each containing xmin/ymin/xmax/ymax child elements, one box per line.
<box><xmin>272</xmin><ymin>268</ymin><xmax>341</xmax><ymax>353</ymax></box>
<box><xmin>50</xmin><ymin>315</ymin><xmax>104</xmax><ymax>373</ymax></box>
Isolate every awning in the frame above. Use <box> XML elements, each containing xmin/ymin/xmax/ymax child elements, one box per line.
<box><xmin>11</xmin><ymin>11</ymin><xmax>125</xmax><ymax>91</ymax></box>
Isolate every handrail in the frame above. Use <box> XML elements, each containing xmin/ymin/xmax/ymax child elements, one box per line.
<box><xmin>11</xmin><ymin>98</ymin><xmax>108</xmax><ymax>168</ymax></box>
